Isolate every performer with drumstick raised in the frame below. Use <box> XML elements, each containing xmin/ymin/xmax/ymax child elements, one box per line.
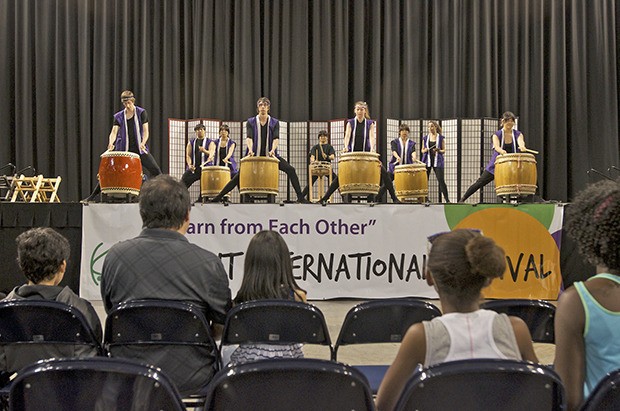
<box><xmin>83</xmin><ymin>90</ymin><xmax>162</xmax><ymax>202</ymax></box>
<box><xmin>181</xmin><ymin>123</ymin><xmax>212</xmax><ymax>190</ymax></box>
<box><xmin>421</xmin><ymin>120</ymin><xmax>450</xmax><ymax>203</ymax></box>
<box><xmin>300</xmin><ymin>130</ymin><xmax>337</xmax><ymax>201</ymax></box>
<box><xmin>459</xmin><ymin>111</ymin><xmax>529</xmax><ymax>202</ymax></box>
<box><xmin>210</xmin><ymin>97</ymin><xmax>307</xmax><ymax>203</ymax></box>
<box><xmin>376</xmin><ymin>123</ymin><xmax>417</xmax><ymax>202</ymax></box>
<box><xmin>319</xmin><ymin>101</ymin><xmax>400</xmax><ymax>204</ymax></box>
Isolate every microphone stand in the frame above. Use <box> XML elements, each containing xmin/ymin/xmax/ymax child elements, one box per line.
<box><xmin>0</xmin><ymin>163</ymin><xmax>16</xmax><ymax>175</ymax></box>
<box><xmin>15</xmin><ymin>165</ymin><xmax>37</xmax><ymax>177</ymax></box>
<box><xmin>587</xmin><ymin>168</ymin><xmax>613</xmax><ymax>181</ymax></box>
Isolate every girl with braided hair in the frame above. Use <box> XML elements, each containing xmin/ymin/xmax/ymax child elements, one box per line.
<box><xmin>554</xmin><ymin>180</ymin><xmax>620</xmax><ymax>411</ymax></box>
<box><xmin>376</xmin><ymin>229</ymin><xmax>537</xmax><ymax>411</ymax></box>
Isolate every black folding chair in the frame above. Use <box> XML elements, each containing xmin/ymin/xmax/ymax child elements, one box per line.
<box><xmin>104</xmin><ymin>299</ymin><xmax>218</xmax><ymax>407</ymax></box>
<box><xmin>205</xmin><ymin>358</ymin><xmax>375</xmax><ymax>411</ymax></box>
<box><xmin>332</xmin><ymin>298</ymin><xmax>442</xmax><ymax>393</ymax></box>
<box><xmin>9</xmin><ymin>357</ymin><xmax>185</xmax><ymax>411</ymax></box>
<box><xmin>394</xmin><ymin>358</ymin><xmax>565</xmax><ymax>411</ymax></box>
<box><xmin>221</xmin><ymin>299</ymin><xmax>334</xmax><ymax>362</ymax></box>
<box><xmin>0</xmin><ymin>300</ymin><xmax>103</xmax><ymax>406</ymax></box>
<box><xmin>579</xmin><ymin>368</ymin><xmax>620</xmax><ymax>411</ymax></box>
<box><xmin>480</xmin><ymin>299</ymin><xmax>556</xmax><ymax>343</ymax></box>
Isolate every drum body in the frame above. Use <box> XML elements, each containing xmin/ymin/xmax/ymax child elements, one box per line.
<box><xmin>394</xmin><ymin>163</ymin><xmax>428</xmax><ymax>202</ymax></box>
<box><xmin>309</xmin><ymin>161</ymin><xmax>332</xmax><ymax>177</ymax></box>
<box><xmin>494</xmin><ymin>153</ymin><xmax>537</xmax><ymax>196</ymax></box>
<box><xmin>201</xmin><ymin>166</ymin><xmax>231</xmax><ymax>197</ymax></box>
<box><xmin>239</xmin><ymin>156</ymin><xmax>279</xmax><ymax>195</ymax></box>
<box><xmin>98</xmin><ymin>151</ymin><xmax>142</xmax><ymax>196</ymax></box>
<box><xmin>338</xmin><ymin>152</ymin><xmax>381</xmax><ymax>195</ymax></box>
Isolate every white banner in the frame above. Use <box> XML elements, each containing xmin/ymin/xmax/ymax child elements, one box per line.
<box><xmin>81</xmin><ymin>204</ymin><xmax>449</xmax><ymax>301</ymax></box>
<box><xmin>81</xmin><ymin>203</ymin><xmax>564</xmax><ymax>301</ymax></box>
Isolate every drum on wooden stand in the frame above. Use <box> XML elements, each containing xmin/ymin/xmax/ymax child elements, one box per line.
<box><xmin>338</xmin><ymin>152</ymin><xmax>381</xmax><ymax>195</ymax></box>
<box><xmin>394</xmin><ymin>163</ymin><xmax>428</xmax><ymax>203</ymax></box>
<box><xmin>308</xmin><ymin>161</ymin><xmax>332</xmax><ymax>203</ymax></box>
<box><xmin>98</xmin><ymin>151</ymin><xmax>142</xmax><ymax>196</ymax></box>
<box><xmin>201</xmin><ymin>166</ymin><xmax>231</xmax><ymax>198</ymax></box>
<box><xmin>494</xmin><ymin>153</ymin><xmax>537</xmax><ymax>197</ymax></box>
<box><xmin>239</xmin><ymin>156</ymin><xmax>279</xmax><ymax>195</ymax></box>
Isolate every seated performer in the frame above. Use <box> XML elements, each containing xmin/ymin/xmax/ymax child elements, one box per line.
<box><xmin>83</xmin><ymin>90</ymin><xmax>162</xmax><ymax>202</ymax></box>
<box><xmin>181</xmin><ymin>123</ymin><xmax>212</xmax><ymax>190</ymax></box>
<box><xmin>301</xmin><ymin>130</ymin><xmax>337</xmax><ymax>201</ymax></box>
<box><xmin>319</xmin><ymin>101</ymin><xmax>400</xmax><ymax>204</ymax></box>
<box><xmin>211</xmin><ymin>97</ymin><xmax>307</xmax><ymax>203</ymax></box>
<box><xmin>376</xmin><ymin>123</ymin><xmax>417</xmax><ymax>201</ymax></box>
<box><xmin>209</xmin><ymin>124</ymin><xmax>238</xmax><ymax>174</ymax></box>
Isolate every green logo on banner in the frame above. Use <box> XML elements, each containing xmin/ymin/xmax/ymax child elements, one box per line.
<box><xmin>90</xmin><ymin>243</ymin><xmax>109</xmax><ymax>286</ymax></box>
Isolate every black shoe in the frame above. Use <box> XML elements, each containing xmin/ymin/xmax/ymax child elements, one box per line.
<box><xmin>297</xmin><ymin>198</ymin><xmax>310</xmax><ymax>204</ymax></box>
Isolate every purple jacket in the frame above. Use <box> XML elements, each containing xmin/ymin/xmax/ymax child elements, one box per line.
<box><xmin>113</xmin><ymin>106</ymin><xmax>148</xmax><ymax>154</ymax></box>
<box><xmin>485</xmin><ymin>129</ymin><xmax>521</xmax><ymax>174</ymax></box>
<box><xmin>212</xmin><ymin>137</ymin><xmax>238</xmax><ymax>174</ymax></box>
<box><xmin>388</xmin><ymin>138</ymin><xmax>416</xmax><ymax>173</ymax></box>
<box><xmin>421</xmin><ymin>134</ymin><xmax>446</xmax><ymax>168</ymax></box>
<box><xmin>188</xmin><ymin>137</ymin><xmax>211</xmax><ymax>169</ymax></box>
<box><xmin>347</xmin><ymin>118</ymin><xmax>373</xmax><ymax>152</ymax></box>
<box><xmin>247</xmin><ymin>116</ymin><xmax>279</xmax><ymax>157</ymax></box>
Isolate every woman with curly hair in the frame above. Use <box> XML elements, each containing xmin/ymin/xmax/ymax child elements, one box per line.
<box><xmin>554</xmin><ymin>180</ymin><xmax>620</xmax><ymax>411</ymax></box>
<box><xmin>376</xmin><ymin>229</ymin><xmax>537</xmax><ymax>411</ymax></box>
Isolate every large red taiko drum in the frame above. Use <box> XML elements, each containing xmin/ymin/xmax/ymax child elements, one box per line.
<box><xmin>98</xmin><ymin>151</ymin><xmax>142</xmax><ymax>196</ymax></box>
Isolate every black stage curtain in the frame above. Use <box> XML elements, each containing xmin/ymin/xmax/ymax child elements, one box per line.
<box><xmin>0</xmin><ymin>203</ymin><xmax>83</xmax><ymax>295</ymax></box>
<box><xmin>0</xmin><ymin>0</ymin><xmax>618</xmax><ymax>202</ymax></box>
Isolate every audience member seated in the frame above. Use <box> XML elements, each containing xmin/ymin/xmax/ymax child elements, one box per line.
<box><xmin>375</xmin><ymin>229</ymin><xmax>537</xmax><ymax>411</ymax></box>
<box><xmin>554</xmin><ymin>179</ymin><xmax>620</xmax><ymax>411</ymax></box>
<box><xmin>100</xmin><ymin>175</ymin><xmax>232</xmax><ymax>337</ymax></box>
<box><xmin>5</xmin><ymin>228</ymin><xmax>102</xmax><ymax>340</ymax></box>
<box><xmin>227</xmin><ymin>230</ymin><xmax>307</xmax><ymax>366</ymax></box>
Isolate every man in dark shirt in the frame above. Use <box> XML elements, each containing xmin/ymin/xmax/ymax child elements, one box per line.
<box><xmin>100</xmin><ymin>175</ymin><xmax>232</xmax><ymax>334</ymax></box>
<box><xmin>5</xmin><ymin>227</ymin><xmax>102</xmax><ymax>340</ymax></box>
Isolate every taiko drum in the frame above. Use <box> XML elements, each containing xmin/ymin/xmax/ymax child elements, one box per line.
<box><xmin>239</xmin><ymin>156</ymin><xmax>279</xmax><ymax>195</ymax></box>
<box><xmin>394</xmin><ymin>163</ymin><xmax>428</xmax><ymax>203</ymax></box>
<box><xmin>494</xmin><ymin>153</ymin><xmax>537</xmax><ymax>196</ymax></box>
<box><xmin>337</xmin><ymin>152</ymin><xmax>381</xmax><ymax>195</ymax></box>
<box><xmin>98</xmin><ymin>151</ymin><xmax>142</xmax><ymax>196</ymax></box>
<box><xmin>201</xmin><ymin>166</ymin><xmax>231</xmax><ymax>198</ymax></box>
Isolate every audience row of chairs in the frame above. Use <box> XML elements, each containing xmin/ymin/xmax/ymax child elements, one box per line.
<box><xmin>0</xmin><ymin>297</ymin><xmax>615</xmax><ymax>410</ymax></box>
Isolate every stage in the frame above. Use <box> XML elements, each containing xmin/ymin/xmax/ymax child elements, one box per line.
<box><xmin>0</xmin><ymin>202</ymin><xmax>594</xmax><ymax>300</ymax></box>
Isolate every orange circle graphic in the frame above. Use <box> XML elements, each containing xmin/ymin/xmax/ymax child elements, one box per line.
<box><xmin>454</xmin><ymin>208</ymin><xmax>562</xmax><ymax>300</ymax></box>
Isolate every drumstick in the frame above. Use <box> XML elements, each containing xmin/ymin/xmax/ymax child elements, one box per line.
<box><xmin>524</xmin><ymin>148</ymin><xmax>539</xmax><ymax>155</ymax></box>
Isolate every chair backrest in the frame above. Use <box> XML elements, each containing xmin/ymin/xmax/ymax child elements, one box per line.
<box><xmin>333</xmin><ymin>298</ymin><xmax>442</xmax><ymax>360</ymax></box>
<box><xmin>480</xmin><ymin>299</ymin><xmax>555</xmax><ymax>343</ymax></box>
<box><xmin>9</xmin><ymin>357</ymin><xmax>185</xmax><ymax>411</ymax></box>
<box><xmin>394</xmin><ymin>359</ymin><xmax>565</xmax><ymax>411</ymax></box>
<box><xmin>221</xmin><ymin>300</ymin><xmax>333</xmax><ymax>355</ymax></box>
<box><xmin>580</xmin><ymin>368</ymin><xmax>620</xmax><ymax>411</ymax></box>
<box><xmin>0</xmin><ymin>300</ymin><xmax>102</xmax><ymax>374</ymax></box>
<box><xmin>104</xmin><ymin>299</ymin><xmax>218</xmax><ymax>396</ymax></box>
<box><xmin>205</xmin><ymin>358</ymin><xmax>375</xmax><ymax>411</ymax></box>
